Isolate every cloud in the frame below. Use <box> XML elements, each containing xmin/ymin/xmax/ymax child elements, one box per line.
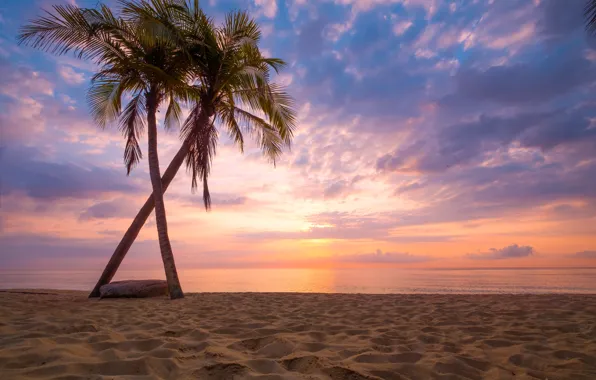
<box><xmin>336</xmin><ymin>249</ymin><xmax>433</xmax><ymax>263</ymax></box>
<box><xmin>323</xmin><ymin>180</ymin><xmax>349</xmax><ymax>198</ymax></box>
<box><xmin>0</xmin><ymin>233</ymin><xmax>162</xmax><ymax>270</ymax></box>
<box><xmin>0</xmin><ymin>59</ymin><xmax>54</xmax><ymax>98</ymax></box>
<box><xmin>254</xmin><ymin>0</ymin><xmax>277</xmax><ymax>18</ymax></box>
<box><xmin>296</xmin><ymin>18</ymin><xmax>328</xmax><ymax>57</ymax></box>
<box><xmin>238</xmin><ymin>210</ymin><xmax>458</xmax><ymax>242</ymax></box>
<box><xmin>321</xmin><ymin>175</ymin><xmax>364</xmax><ymax>199</ymax></box>
<box><xmin>1</xmin><ymin>147</ymin><xmax>139</xmax><ymax>200</ymax></box>
<box><xmin>575</xmin><ymin>251</ymin><xmax>596</xmax><ymax>259</ymax></box>
<box><xmin>380</xmin><ymin>160</ymin><xmax>596</xmax><ymax>233</ymax></box>
<box><xmin>58</xmin><ymin>65</ymin><xmax>85</xmax><ymax>85</ymax></box>
<box><xmin>79</xmin><ymin>198</ymin><xmax>137</xmax><ymax>220</ymax></box>
<box><xmin>335</xmin><ymin>0</ymin><xmax>436</xmax><ymax>17</ymax></box>
<box><xmin>0</xmin><ymin>59</ymin><xmax>120</xmax><ymax>146</ymax></box>
<box><xmin>538</xmin><ymin>0</ymin><xmax>584</xmax><ymax>38</ymax></box>
<box><xmin>392</xmin><ymin>20</ymin><xmax>412</xmax><ymax>36</ymax></box>
<box><xmin>485</xmin><ymin>23</ymin><xmax>535</xmax><ymax>50</ymax></box>
<box><xmin>459</xmin><ymin>0</ymin><xmax>537</xmax><ymax>52</ymax></box>
<box><xmin>182</xmin><ymin>193</ymin><xmax>248</xmax><ymax>208</ymax></box>
<box><xmin>377</xmin><ymin>106</ymin><xmax>596</xmax><ymax>174</ymax></box>
<box><xmin>0</xmin><ymin>96</ymin><xmax>46</xmax><ymax>142</ymax></box>
<box><xmin>447</xmin><ymin>53</ymin><xmax>595</xmax><ymax>106</ymax></box>
<box><xmin>466</xmin><ymin>244</ymin><xmax>535</xmax><ymax>260</ymax></box>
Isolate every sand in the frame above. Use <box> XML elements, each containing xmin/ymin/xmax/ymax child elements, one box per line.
<box><xmin>0</xmin><ymin>291</ymin><xmax>595</xmax><ymax>380</ymax></box>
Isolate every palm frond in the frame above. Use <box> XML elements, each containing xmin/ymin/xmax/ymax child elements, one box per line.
<box><xmin>586</xmin><ymin>0</ymin><xmax>596</xmax><ymax>35</ymax></box>
<box><xmin>220</xmin><ymin>90</ymin><xmax>244</xmax><ymax>152</ymax></box>
<box><xmin>18</xmin><ymin>4</ymin><xmax>94</xmax><ymax>56</ymax></box>
<box><xmin>164</xmin><ymin>97</ymin><xmax>182</xmax><ymax>130</ymax></box>
<box><xmin>262</xmin><ymin>57</ymin><xmax>286</xmax><ymax>74</ymax></box>
<box><xmin>18</xmin><ymin>4</ymin><xmax>133</xmax><ymax>64</ymax></box>
<box><xmin>261</xmin><ymin>83</ymin><xmax>296</xmax><ymax>144</ymax></box>
<box><xmin>220</xmin><ymin>10</ymin><xmax>261</xmax><ymax>48</ymax></box>
<box><xmin>120</xmin><ymin>92</ymin><xmax>146</xmax><ymax>174</ymax></box>
<box><xmin>225</xmin><ymin>104</ymin><xmax>284</xmax><ymax>164</ymax></box>
<box><xmin>229</xmin><ymin>79</ymin><xmax>296</xmax><ymax>146</ymax></box>
<box><xmin>182</xmin><ymin>105</ymin><xmax>217</xmax><ymax>210</ymax></box>
<box><xmin>87</xmin><ymin>77</ymin><xmax>124</xmax><ymax>128</ymax></box>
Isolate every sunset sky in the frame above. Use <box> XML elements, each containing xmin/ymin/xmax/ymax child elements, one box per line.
<box><xmin>1</xmin><ymin>0</ymin><xmax>596</xmax><ymax>271</ymax></box>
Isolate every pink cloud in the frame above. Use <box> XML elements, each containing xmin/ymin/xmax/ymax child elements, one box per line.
<box><xmin>392</xmin><ymin>20</ymin><xmax>412</xmax><ymax>36</ymax></box>
<box><xmin>58</xmin><ymin>65</ymin><xmax>86</xmax><ymax>85</ymax></box>
<box><xmin>0</xmin><ymin>63</ymin><xmax>54</xmax><ymax>98</ymax></box>
<box><xmin>254</xmin><ymin>0</ymin><xmax>278</xmax><ymax>18</ymax></box>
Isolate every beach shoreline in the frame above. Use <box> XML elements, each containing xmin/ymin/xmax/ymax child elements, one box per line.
<box><xmin>1</xmin><ymin>291</ymin><xmax>595</xmax><ymax>379</ymax></box>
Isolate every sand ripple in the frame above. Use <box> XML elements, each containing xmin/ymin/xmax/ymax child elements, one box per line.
<box><xmin>1</xmin><ymin>291</ymin><xmax>596</xmax><ymax>379</ymax></box>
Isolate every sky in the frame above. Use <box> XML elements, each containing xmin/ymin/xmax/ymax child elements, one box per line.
<box><xmin>1</xmin><ymin>0</ymin><xmax>596</xmax><ymax>271</ymax></box>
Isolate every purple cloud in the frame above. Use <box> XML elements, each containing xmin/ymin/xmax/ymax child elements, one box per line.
<box><xmin>538</xmin><ymin>0</ymin><xmax>585</xmax><ymax>38</ymax></box>
<box><xmin>182</xmin><ymin>193</ymin><xmax>248</xmax><ymax>207</ymax></box>
<box><xmin>466</xmin><ymin>244</ymin><xmax>535</xmax><ymax>260</ymax></box>
<box><xmin>0</xmin><ymin>233</ymin><xmax>166</xmax><ymax>270</ymax></box>
<box><xmin>575</xmin><ymin>251</ymin><xmax>596</xmax><ymax>259</ymax></box>
<box><xmin>336</xmin><ymin>249</ymin><xmax>433</xmax><ymax>263</ymax></box>
<box><xmin>1</xmin><ymin>147</ymin><xmax>139</xmax><ymax>200</ymax></box>
<box><xmin>378</xmin><ymin>105</ymin><xmax>596</xmax><ymax>174</ymax></box>
<box><xmin>0</xmin><ymin>58</ymin><xmax>54</xmax><ymax>98</ymax></box>
<box><xmin>448</xmin><ymin>54</ymin><xmax>594</xmax><ymax>106</ymax></box>
<box><xmin>79</xmin><ymin>198</ymin><xmax>138</xmax><ymax>220</ymax></box>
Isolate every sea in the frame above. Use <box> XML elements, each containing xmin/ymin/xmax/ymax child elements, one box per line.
<box><xmin>1</xmin><ymin>268</ymin><xmax>596</xmax><ymax>294</ymax></box>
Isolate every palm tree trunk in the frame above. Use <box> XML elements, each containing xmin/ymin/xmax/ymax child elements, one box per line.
<box><xmin>87</xmin><ymin>140</ymin><xmax>189</xmax><ymax>297</ymax></box>
<box><xmin>146</xmin><ymin>90</ymin><xmax>184</xmax><ymax>299</ymax></box>
<box><xmin>88</xmin><ymin>107</ymin><xmax>211</xmax><ymax>298</ymax></box>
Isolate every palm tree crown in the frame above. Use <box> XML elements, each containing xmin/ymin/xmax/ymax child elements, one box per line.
<box><xmin>125</xmin><ymin>1</ymin><xmax>296</xmax><ymax>208</ymax></box>
<box><xmin>19</xmin><ymin>1</ymin><xmax>191</xmax><ymax>173</ymax></box>
<box><xmin>19</xmin><ymin>0</ymin><xmax>296</xmax><ymax>206</ymax></box>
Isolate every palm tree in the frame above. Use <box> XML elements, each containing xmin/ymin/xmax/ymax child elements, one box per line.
<box><xmin>87</xmin><ymin>2</ymin><xmax>296</xmax><ymax>298</ymax></box>
<box><xmin>19</xmin><ymin>1</ymin><xmax>296</xmax><ymax>298</ymax></box>
<box><xmin>19</xmin><ymin>1</ymin><xmax>192</xmax><ymax>298</ymax></box>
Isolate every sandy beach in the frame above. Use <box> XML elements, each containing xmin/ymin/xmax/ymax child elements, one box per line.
<box><xmin>0</xmin><ymin>291</ymin><xmax>595</xmax><ymax>379</ymax></box>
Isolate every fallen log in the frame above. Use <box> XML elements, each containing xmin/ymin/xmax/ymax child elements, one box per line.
<box><xmin>99</xmin><ymin>280</ymin><xmax>168</xmax><ymax>299</ymax></box>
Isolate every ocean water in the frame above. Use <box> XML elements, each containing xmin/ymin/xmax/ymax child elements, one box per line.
<box><xmin>1</xmin><ymin>268</ymin><xmax>596</xmax><ymax>294</ymax></box>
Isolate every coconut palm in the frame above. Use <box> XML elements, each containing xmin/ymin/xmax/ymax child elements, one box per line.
<box><xmin>19</xmin><ymin>1</ymin><xmax>296</xmax><ymax>298</ymax></box>
<box><xmin>86</xmin><ymin>2</ymin><xmax>296</xmax><ymax>297</ymax></box>
<box><xmin>19</xmin><ymin>1</ymin><xmax>192</xmax><ymax>298</ymax></box>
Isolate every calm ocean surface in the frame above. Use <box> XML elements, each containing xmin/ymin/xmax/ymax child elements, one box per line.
<box><xmin>1</xmin><ymin>268</ymin><xmax>596</xmax><ymax>294</ymax></box>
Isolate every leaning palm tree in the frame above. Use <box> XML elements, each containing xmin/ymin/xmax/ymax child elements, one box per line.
<box><xmin>19</xmin><ymin>1</ymin><xmax>192</xmax><ymax>298</ymax></box>
<box><xmin>21</xmin><ymin>1</ymin><xmax>296</xmax><ymax>298</ymax></box>
<box><xmin>87</xmin><ymin>2</ymin><xmax>296</xmax><ymax>297</ymax></box>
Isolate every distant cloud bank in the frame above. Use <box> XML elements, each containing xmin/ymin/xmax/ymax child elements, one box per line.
<box><xmin>336</xmin><ymin>249</ymin><xmax>433</xmax><ymax>263</ymax></box>
<box><xmin>575</xmin><ymin>251</ymin><xmax>596</xmax><ymax>259</ymax></box>
<box><xmin>466</xmin><ymin>244</ymin><xmax>535</xmax><ymax>260</ymax></box>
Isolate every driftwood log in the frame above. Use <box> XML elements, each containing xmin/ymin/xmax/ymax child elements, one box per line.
<box><xmin>99</xmin><ymin>280</ymin><xmax>168</xmax><ymax>299</ymax></box>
